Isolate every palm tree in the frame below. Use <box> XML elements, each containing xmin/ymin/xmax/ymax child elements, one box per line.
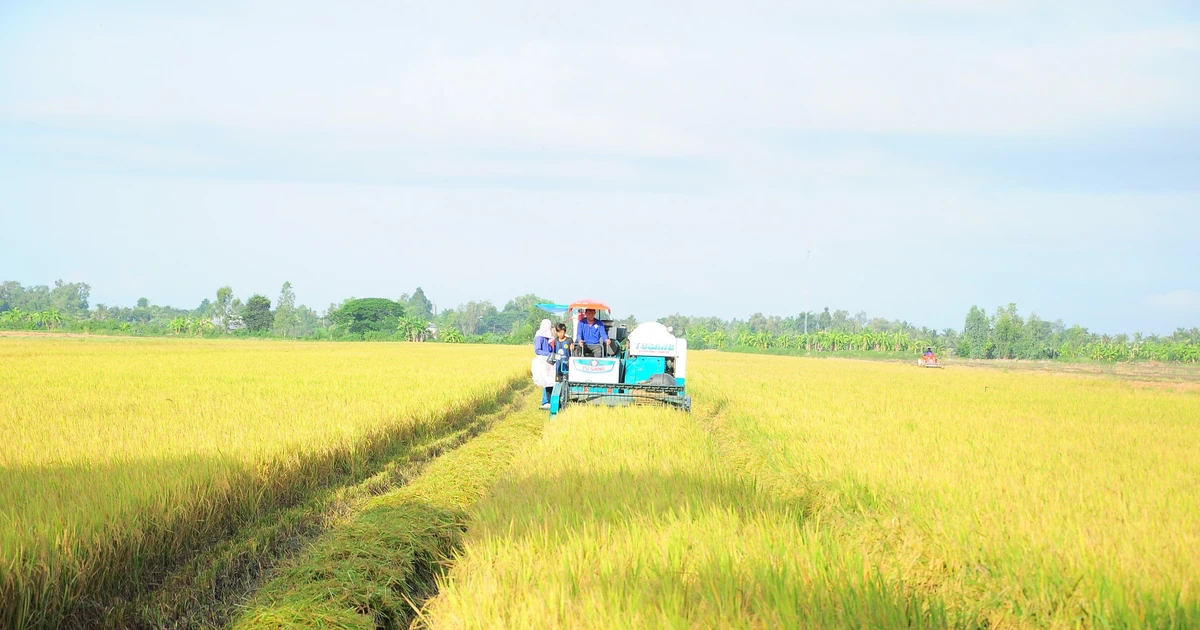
<box><xmin>169</xmin><ymin>317</ymin><xmax>187</xmax><ymax>335</ymax></box>
<box><xmin>0</xmin><ymin>308</ymin><xmax>24</xmax><ymax>327</ymax></box>
<box><xmin>396</xmin><ymin>317</ymin><xmax>427</xmax><ymax>342</ymax></box>
<box><xmin>188</xmin><ymin>318</ymin><xmax>214</xmax><ymax>336</ymax></box>
<box><xmin>42</xmin><ymin>308</ymin><xmax>65</xmax><ymax>330</ymax></box>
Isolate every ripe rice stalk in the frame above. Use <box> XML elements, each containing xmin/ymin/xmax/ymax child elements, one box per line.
<box><xmin>421</xmin><ymin>352</ymin><xmax>1200</xmax><ymax>628</ymax></box>
<box><xmin>0</xmin><ymin>338</ymin><xmax>528</xmax><ymax>629</ymax></box>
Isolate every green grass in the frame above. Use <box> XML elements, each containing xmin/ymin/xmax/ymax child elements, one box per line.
<box><xmin>232</xmin><ymin>391</ymin><xmax>546</xmax><ymax>629</ymax></box>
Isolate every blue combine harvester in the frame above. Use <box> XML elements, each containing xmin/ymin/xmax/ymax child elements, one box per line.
<box><xmin>540</xmin><ymin>299</ymin><xmax>692</xmax><ymax>417</ymax></box>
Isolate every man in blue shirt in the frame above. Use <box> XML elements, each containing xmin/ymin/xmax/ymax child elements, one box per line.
<box><xmin>574</xmin><ymin>308</ymin><xmax>613</xmax><ymax>357</ymax></box>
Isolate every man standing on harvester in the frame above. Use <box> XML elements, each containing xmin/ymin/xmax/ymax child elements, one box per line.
<box><xmin>574</xmin><ymin>308</ymin><xmax>613</xmax><ymax>357</ymax></box>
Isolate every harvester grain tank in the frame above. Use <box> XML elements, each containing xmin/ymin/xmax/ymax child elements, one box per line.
<box><xmin>545</xmin><ymin>300</ymin><xmax>692</xmax><ymax>416</ymax></box>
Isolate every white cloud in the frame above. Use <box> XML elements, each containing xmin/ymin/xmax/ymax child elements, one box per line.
<box><xmin>1147</xmin><ymin>290</ymin><xmax>1200</xmax><ymax>310</ymax></box>
<box><xmin>1</xmin><ymin>2</ymin><xmax>1196</xmax><ymax>160</ymax></box>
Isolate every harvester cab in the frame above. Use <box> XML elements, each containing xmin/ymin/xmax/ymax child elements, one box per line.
<box><xmin>547</xmin><ymin>300</ymin><xmax>691</xmax><ymax>416</ymax></box>
<box><xmin>917</xmin><ymin>346</ymin><xmax>943</xmax><ymax>368</ymax></box>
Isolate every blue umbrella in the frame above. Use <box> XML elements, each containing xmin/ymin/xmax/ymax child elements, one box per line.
<box><xmin>535</xmin><ymin>303</ymin><xmax>570</xmax><ymax>315</ymax></box>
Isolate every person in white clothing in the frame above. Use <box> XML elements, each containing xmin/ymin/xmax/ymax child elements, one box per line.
<box><xmin>531</xmin><ymin>319</ymin><xmax>557</xmax><ymax>408</ymax></box>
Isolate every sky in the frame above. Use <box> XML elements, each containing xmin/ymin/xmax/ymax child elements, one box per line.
<box><xmin>1</xmin><ymin>1</ymin><xmax>1198</xmax><ymax>334</ymax></box>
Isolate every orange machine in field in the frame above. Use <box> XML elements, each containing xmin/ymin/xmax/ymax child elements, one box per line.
<box><xmin>917</xmin><ymin>347</ymin><xmax>943</xmax><ymax>368</ymax></box>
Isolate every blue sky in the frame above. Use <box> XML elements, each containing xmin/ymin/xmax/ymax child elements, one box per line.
<box><xmin>1</xmin><ymin>1</ymin><xmax>1198</xmax><ymax>334</ymax></box>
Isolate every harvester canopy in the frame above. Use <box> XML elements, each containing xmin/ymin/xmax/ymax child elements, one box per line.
<box><xmin>535</xmin><ymin>303</ymin><xmax>570</xmax><ymax>315</ymax></box>
<box><xmin>568</xmin><ymin>299</ymin><xmax>611</xmax><ymax>312</ymax></box>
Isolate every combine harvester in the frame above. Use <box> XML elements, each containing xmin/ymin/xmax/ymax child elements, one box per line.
<box><xmin>917</xmin><ymin>346</ymin><xmax>944</xmax><ymax>368</ymax></box>
<box><xmin>539</xmin><ymin>299</ymin><xmax>692</xmax><ymax>416</ymax></box>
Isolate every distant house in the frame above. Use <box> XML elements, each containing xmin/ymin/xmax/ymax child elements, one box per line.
<box><xmin>210</xmin><ymin>315</ymin><xmax>245</xmax><ymax>332</ymax></box>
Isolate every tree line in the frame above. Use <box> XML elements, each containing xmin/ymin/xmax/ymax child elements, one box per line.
<box><xmin>0</xmin><ymin>280</ymin><xmax>553</xmax><ymax>346</ymax></box>
<box><xmin>664</xmin><ymin>304</ymin><xmax>1199</xmax><ymax>363</ymax></box>
<box><xmin>1</xmin><ymin>280</ymin><xmax>1197</xmax><ymax>363</ymax></box>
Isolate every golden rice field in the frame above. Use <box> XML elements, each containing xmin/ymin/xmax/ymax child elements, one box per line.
<box><xmin>3</xmin><ymin>338</ymin><xmax>1199</xmax><ymax>629</ymax></box>
<box><xmin>0</xmin><ymin>337</ymin><xmax>528</xmax><ymax>628</ymax></box>
<box><xmin>422</xmin><ymin>353</ymin><xmax>1200</xmax><ymax>629</ymax></box>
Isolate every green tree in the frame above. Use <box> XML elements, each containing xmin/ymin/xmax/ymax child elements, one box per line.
<box><xmin>0</xmin><ymin>308</ymin><xmax>24</xmax><ymax>326</ymax></box>
<box><xmin>187</xmin><ymin>317</ymin><xmax>213</xmax><ymax>336</ymax></box>
<box><xmin>331</xmin><ymin>298</ymin><xmax>405</xmax><ymax>336</ymax></box>
<box><xmin>493</xmin><ymin>294</ymin><xmax>552</xmax><ymax>343</ymax></box>
<box><xmin>853</xmin><ymin>311</ymin><xmax>868</xmax><ymax>333</ymax></box>
<box><xmin>817</xmin><ymin>307</ymin><xmax>833</xmax><ymax>331</ymax></box>
<box><xmin>243</xmin><ymin>294</ymin><xmax>274</xmax><ymax>333</ymax></box>
<box><xmin>1016</xmin><ymin>312</ymin><xmax>1052</xmax><ymax>359</ymax></box>
<box><xmin>0</xmin><ymin>281</ymin><xmax>20</xmax><ymax>312</ymax></box>
<box><xmin>440</xmin><ymin>327</ymin><xmax>465</xmax><ymax>343</ymax></box>
<box><xmin>294</xmin><ymin>305</ymin><xmax>323</xmax><ymax>337</ymax></box>
<box><xmin>40</xmin><ymin>308</ymin><xmax>65</xmax><ymax>330</ymax></box>
<box><xmin>136</xmin><ymin>297</ymin><xmax>149</xmax><ymax>308</ymax></box>
<box><xmin>831</xmin><ymin>309</ymin><xmax>851</xmax><ymax>333</ymax></box>
<box><xmin>273</xmin><ymin>281</ymin><xmax>298</xmax><ymax>337</ymax></box>
<box><xmin>454</xmin><ymin>300</ymin><xmax>497</xmax><ymax>335</ymax></box>
<box><xmin>991</xmin><ymin>303</ymin><xmax>1023</xmax><ymax>360</ymax></box>
<box><xmin>396</xmin><ymin>315</ymin><xmax>428</xmax><ymax>342</ymax></box>
<box><xmin>962</xmin><ymin>305</ymin><xmax>992</xmax><ymax>359</ymax></box>
<box><xmin>50</xmin><ymin>280</ymin><xmax>91</xmax><ymax>317</ymax></box>
<box><xmin>215</xmin><ymin>286</ymin><xmax>234</xmax><ymax>332</ymax></box>
<box><xmin>2</xmin><ymin>283</ymin><xmax>51</xmax><ymax>312</ymax></box>
<box><xmin>658</xmin><ymin>314</ymin><xmax>691</xmax><ymax>335</ymax></box>
<box><xmin>406</xmin><ymin>287</ymin><xmax>435</xmax><ymax>322</ymax></box>
<box><xmin>192</xmin><ymin>298</ymin><xmax>212</xmax><ymax>319</ymax></box>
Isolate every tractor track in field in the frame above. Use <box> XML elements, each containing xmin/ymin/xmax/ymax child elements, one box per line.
<box><xmin>232</xmin><ymin>388</ymin><xmax>547</xmax><ymax>630</ymax></box>
<box><xmin>78</xmin><ymin>383</ymin><xmax>534</xmax><ymax>630</ymax></box>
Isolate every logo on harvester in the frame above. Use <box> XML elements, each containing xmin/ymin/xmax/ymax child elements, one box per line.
<box><xmin>634</xmin><ymin>342</ymin><xmax>675</xmax><ymax>352</ymax></box>
<box><xmin>576</xmin><ymin>358</ymin><xmax>616</xmax><ymax>373</ymax></box>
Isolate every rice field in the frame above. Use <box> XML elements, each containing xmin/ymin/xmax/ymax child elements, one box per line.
<box><xmin>4</xmin><ymin>338</ymin><xmax>1198</xmax><ymax>628</ymax></box>
<box><xmin>233</xmin><ymin>390</ymin><xmax>547</xmax><ymax>629</ymax></box>
<box><xmin>0</xmin><ymin>338</ymin><xmax>528</xmax><ymax>628</ymax></box>
<box><xmin>421</xmin><ymin>352</ymin><xmax>1200</xmax><ymax>628</ymax></box>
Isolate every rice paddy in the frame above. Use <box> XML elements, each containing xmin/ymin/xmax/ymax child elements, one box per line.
<box><xmin>3</xmin><ymin>338</ymin><xmax>1198</xmax><ymax>628</ymax></box>
<box><xmin>421</xmin><ymin>352</ymin><xmax>1200</xmax><ymax>628</ymax></box>
<box><xmin>0</xmin><ymin>338</ymin><xmax>527</xmax><ymax>628</ymax></box>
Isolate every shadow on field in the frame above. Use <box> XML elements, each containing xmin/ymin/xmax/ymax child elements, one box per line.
<box><xmin>469</xmin><ymin>468</ymin><xmax>967</xmax><ymax>629</ymax></box>
<box><xmin>1</xmin><ymin>455</ymin><xmax>251</xmax><ymax>629</ymax></box>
